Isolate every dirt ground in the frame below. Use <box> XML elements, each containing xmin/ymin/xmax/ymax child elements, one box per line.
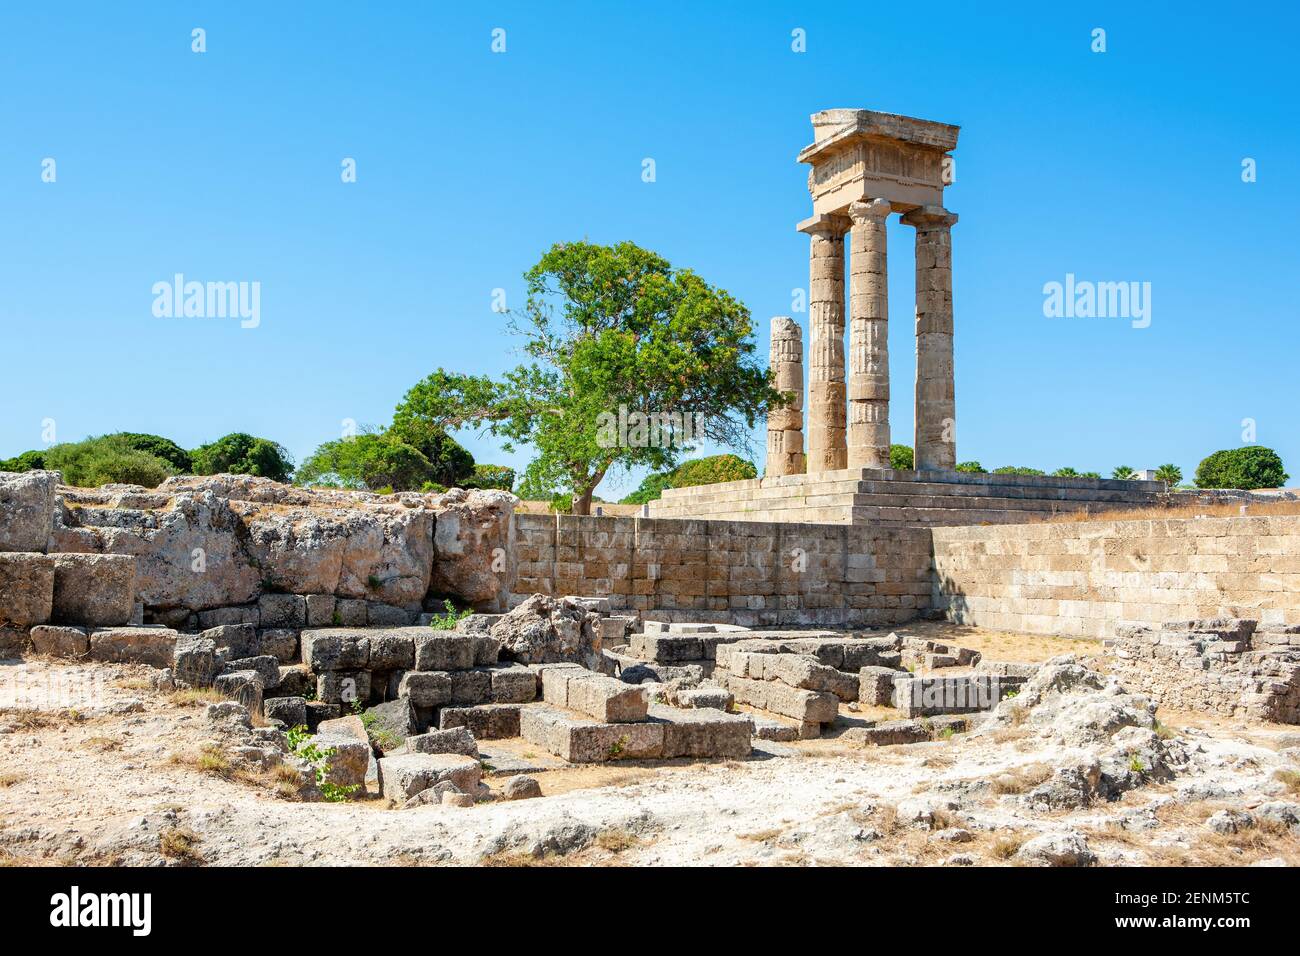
<box><xmin>1</xmin><ymin>624</ymin><xmax>1297</xmax><ymax>868</ymax></box>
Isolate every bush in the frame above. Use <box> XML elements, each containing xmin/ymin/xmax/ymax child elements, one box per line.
<box><xmin>620</xmin><ymin>471</ymin><xmax>674</xmax><ymax>505</ymax></box>
<box><xmin>889</xmin><ymin>444</ymin><xmax>913</xmax><ymax>470</ymax></box>
<box><xmin>463</xmin><ymin>464</ymin><xmax>515</xmax><ymax>492</ymax></box>
<box><xmin>0</xmin><ymin>449</ymin><xmax>48</xmax><ymax>472</ymax></box>
<box><xmin>41</xmin><ymin>435</ymin><xmax>176</xmax><ymax>488</ymax></box>
<box><xmin>1194</xmin><ymin>447</ymin><xmax>1289</xmax><ymax>490</ymax></box>
<box><xmin>191</xmin><ymin>433</ymin><xmax>294</xmax><ymax>482</ymax></box>
<box><xmin>384</xmin><ymin>419</ymin><xmax>474</xmax><ymax>487</ymax></box>
<box><xmin>992</xmin><ymin>466</ymin><xmax>1044</xmax><ymax>476</ymax></box>
<box><xmin>955</xmin><ymin>461</ymin><xmax>985</xmax><ymax>474</ymax></box>
<box><xmin>110</xmin><ymin>433</ymin><xmax>193</xmax><ymax>472</ymax></box>
<box><xmin>669</xmin><ymin>454</ymin><xmax>756</xmax><ymax>488</ymax></box>
<box><xmin>297</xmin><ymin>433</ymin><xmax>431</xmax><ymax>491</ymax></box>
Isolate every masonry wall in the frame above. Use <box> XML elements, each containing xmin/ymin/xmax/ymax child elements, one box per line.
<box><xmin>932</xmin><ymin>516</ymin><xmax>1300</xmax><ymax>639</ymax></box>
<box><xmin>512</xmin><ymin>513</ymin><xmax>932</xmax><ymax>628</ymax></box>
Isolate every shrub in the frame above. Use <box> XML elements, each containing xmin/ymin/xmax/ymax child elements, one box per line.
<box><xmin>1052</xmin><ymin>467</ymin><xmax>1080</xmax><ymax>477</ymax></box>
<box><xmin>1194</xmin><ymin>447</ymin><xmax>1288</xmax><ymax>490</ymax></box>
<box><xmin>110</xmin><ymin>433</ymin><xmax>193</xmax><ymax>472</ymax></box>
<box><xmin>41</xmin><ymin>435</ymin><xmax>176</xmax><ymax>488</ymax></box>
<box><xmin>955</xmin><ymin>461</ymin><xmax>985</xmax><ymax>473</ymax></box>
<box><xmin>889</xmin><ymin>444</ymin><xmax>913</xmax><ymax>470</ymax></box>
<box><xmin>621</xmin><ymin>471</ymin><xmax>674</xmax><ymax>505</ymax></box>
<box><xmin>0</xmin><ymin>449</ymin><xmax>48</xmax><ymax>472</ymax></box>
<box><xmin>670</xmin><ymin>454</ymin><xmax>757</xmax><ymax>487</ymax></box>
<box><xmin>297</xmin><ymin>433</ymin><xmax>432</xmax><ymax>491</ymax></box>
<box><xmin>463</xmin><ymin>464</ymin><xmax>515</xmax><ymax>492</ymax></box>
<box><xmin>992</xmin><ymin>465</ymin><xmax>1044</xmax><ymax>476</ymax></box>
<box><xmin>384</xmin><ymin>419</ymin><xmax>475</xmax><ymax>487</ymax></box>
<box><xmin>191</xmin><ymin>433</ymin><xmax>294</xmax><ymax>482</ymax></box>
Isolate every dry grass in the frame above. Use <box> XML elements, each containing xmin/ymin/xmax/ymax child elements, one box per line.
<box><xmin>168</xmin><ymin>688</ymin><xmax>226</xmax><ymax>708</ymax></box>
<box><xmin>158</xmin><ymin>826</ymin><xmax>204</xmax><ymax>865</ymax></box>
<box><xmin>594</xmin><ymin>827</ymin><xmax>639</xmax><ymax>854</ymax></box>
<box><xmin>0</xmin><ymin>771</ymin><xmax>23</xmax><ymax>788</ymax></box>
<box><xmin>990</xmin><ymin>833</ymin><xmax>1026</xmax><ymax>859</ymax></box>
<box><xmin>0</xmin><ymin>707</ymin><xmax>80</xmax><ymax>730</ymax></box>
<box><xmin>989</xmin><ymin>762</ymin><xmax>1053</xmax><ymax>795</ymax></box>
<box><xmin>1274</xmin><ymin>769</ymin><xmax>1300</xmax><ymax>796</ymax></box>
<box><xmin>82</xmin><ymin>735</ymin><xmax>122</xmax><ymax>753</ymax></box>
<box><xmin>481</xmin><ymin>850</ymin><xmax>567</xmax><ymax>867</ymax></box>
<box><xmin>739</xmin><ymin>827</ymin><xmax>784</xmax><ymax>843</ymax></box>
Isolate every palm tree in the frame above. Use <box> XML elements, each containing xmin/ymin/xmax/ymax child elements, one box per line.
<box><xmin>1111</xmin><ymin>465</ymin><xmax>1136</xmax><ymax>480</ymax></box>
<box><xmin>1153</xmin><ymin>463</ymin><xmax>1182</xmax><ymax>487</ymax></box>
<box><xmin>1052</xmin><ymin>467</ymin><xmax>1080</xmax><ymax>477</ymax></box>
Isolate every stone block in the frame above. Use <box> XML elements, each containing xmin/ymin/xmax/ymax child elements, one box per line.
<box><xmin>408</xmin><ymin>727</ymin><xmax>478</xmax><ymax>757</ymax></box>
<box><xmin>543</xmin><ymin>667</ymin><xmax>649</xmax><ymax>722</ymax></box>
<box><xmin>844</xmin><ymin>715</ymin><xmax>969</xmax><ymax>746</ymax></box>
<box><xmin>50</xmin><ymin>553</ymin><xmax>135</xmax><ymax>626</ymax></box>
<box><xmin>398</xmin><ymin>671</ymin><xmax>452</xmax><ymax>707</ymax></box>
<box><xmin>257</xmin><ymin>629</ymin><xmax>299</xmax><ymax>663</ymax></box>
<box><xmin>490</xmin><ymin>665</ymin><xmax>539</xmax><ymax>703</ymax></box>
<box><xmin>859</xmin><ymin>665</ymin><xmax>902</xmax><ymax>706</ymax></box>
<box><xmin>304</xmin><ymin>700</ymin><xmax>341</xmax><ymax>731</ymax></box>
<box><xmin>305</xmin><ymin>594</ymin><xmax>337</xmax><ymax>626</ymax></box>
<box><xmin>264</xmin><ymin>696</ymin><xmax>308</xmax><ymax>728</ymax></box>
<box><xmin>316</xmin><ymin>670</ymin><xmax>371</xmax><ymax>706</ymax></box>
<box><xmin>213</xmin><ymin>670</ymin><xmax>264</xmax><ymax>714</ymax></box>
<box><xmin>519</xmin><ymin>705</ymin><xmax>665</xmax><ymax>762</ymax></box>
<box><xmin>88</xmin><ymin>626</ymin><xmax>176</xmax><ymax>667</ymax></box>
<box><xmin>173</xmin><ymin>634</ymin><xmax>219</xmax><ymax>686</ymax></box>
<box><xmin>29</xmin><ymin>624</ymin><xmax>89</xmax><ymax>658</ymax></box>
<box><xmin>368</xmin><ymin>631</ymin><xmax>417</xmax><ymax>670</ymax></box>
<box><xmin>277</xmin><ymin>664</ymin><xmax>314</xmax><ymax>697</ymax></box>
<box><xmin>362</xmin><ymin>698</ymin><xmax>418</xmax><ymax>742</ymax></box>
<box><xmin>649</xmin><ymin>704</ymin><xmax>752</xmax><ymax>758</ymax></box>
<box><xmin>196</xmin><ymin>606</ymin><xmax>260</xmax><ymax>629</ymax></box>
<box><xmin>258</xmin><ymin>593</ymin><xmax>306</xmax><ymax>628</ymax></box>
<box><xmin>0</xmin><ymin>627</ymin><xmax>26</xmax><ymax>658</ymax></box>
<box><xmin>201</xmin><ymin>623</ymin><xmax>259</xmax><ymax>660</ymax></box>
<box><xmin>0</xmin><ymin>471</ymin><xmax>57</xmax><ymax>553</ymax></box>
<box><xmin>223</xmin><ymin>655</ymin><xmax>282</xmax><ymax>691</ymax></box>
<box><xmin>723</xmin><ymin>674</ymin><xmax>838</xmax><ymax>725</ymax></box>
<box><xmin>450</xmin><ymin>669</ymin><xmax>492</xmax><ymax>705</ymax></box>
<box><xmin>0</xmin><ymin>552</ymin><xmax>54</xmax><ymax>626</ymax></box>
<box><xmin>311</xmin><ymin>728</ymin><xmax>371</xmax><ymax>790</ymax></box>
<box><xmin>675</xmin><ymin>687</ymin><xmax>734</xmax><ymax>711</ymax></box>
<box><xmin>749</xmin><ymin>713</ymin><xmax>799</xmax><ymax>742</ymax></box>
<box><xmin>301</xmin><ymin>629</ymin><xmax>370</xmax><ymax>671</ymax></box>
<box><xmin>439</xmin><ymin>704</ymin><xmax>521</xmax><ymax>739</ymax></box>
<box><xmin>413</xmin><ymin>633</ymin><xmax>475</xmax><ymax>671</ymax></box>
<box><xmin>367</xmin><ymin>602</ymin><xmax>415</xmax><ymax>626</ymax></box>
<box><xmin>379</xmin><ymin>752</ymin><xmax>481</xmax><ymax>800</ymax></box>
<box><xmin>892</xmin><ymin>675</ymin><xmax>1020</xmax><ymax>718</ymax></box>
<box><xmin>335</xmin><ymin>598</ymin><xmax>368</xmax><ymax>626</ymax></box>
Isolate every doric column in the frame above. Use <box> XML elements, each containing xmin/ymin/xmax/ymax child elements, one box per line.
<box><xmin>800</xmin><ymin>214</ymin><xmax>849</xmax><ymax>472</ymax></box>
<box><xmin>847</xmin><ymin>199</ymin><xmax>892</xmax><ymax>470</ymax></box>
<box><xmin>902</xmin><ymin>205</ymin><xmax>958</xmax><ymax>471</ymax></box>
<box><xmin>765</xmin><ymin>316</ymin><xmax>805</xmax><ymax>477</ymax></box>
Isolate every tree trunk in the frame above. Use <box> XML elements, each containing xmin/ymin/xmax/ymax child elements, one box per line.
<box><xmin>570</xmin><ymin>465</ymin><xmax>609</xmax><ymax>516</ymax></box>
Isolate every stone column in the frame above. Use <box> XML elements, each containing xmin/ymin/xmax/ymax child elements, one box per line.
<box><xmin>847</xmin><ymin>199</ymin><xmax>892</xmax><ymax>470</ymax></box>
<box><xmin>800</xmin><ymin>214</ymin><xmax>849</xmax><ymax>472</ymax></box>
<box><xmin>765</xmin><ymin>316</ymin><xmax>806</xmax><ymax>477</ymax></box>
<box><xmin>902</xmin><ymin>205</ymin><xmax>958</xmax><ymax>471</ymax></box>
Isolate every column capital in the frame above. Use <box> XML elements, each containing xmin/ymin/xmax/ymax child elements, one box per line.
<box><xmin>797</xmin><ymin>212</ymin><xmax>850</xmax><ymax>237</ymax></box>
<box><xmin>901</xmin><ymin>205</ymin><xmax>958</xmax><ymax>229</ymax></box>
<box><xmin>848</xmin><ymin>198</ymin><xmax>892</xmax><ymax>224</ymax></box>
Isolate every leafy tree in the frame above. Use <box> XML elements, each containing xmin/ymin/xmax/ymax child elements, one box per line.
<box><xmin>463</xmin><ymin>464</ymin><xmax>515</xmax><ymax>492</ymax></box>
<box><xmin>889</xmin><ymin>444</ymin><xmax>913</xmax><ymax>470</ymax></box>
<box><xmin>111</xmin><ymin>433</ymin><xmax>193</xmax><ymax>472</ymax></box>
<box><xmin>620</xmin><ymin>471</ymin><xmax>675</xmax><ymax>505</ymax></box>
<box><xmin>393</xmin><ymin>241</ymin><xmax>781</xmax><ymax>514</ymax></box>
<box><xmin>993</xmin><ymin>466</ymin><xmax>1044</xmax><ymax>476</ymax></box>
<box><xmin>384</xmin><ymin>419</ymin><xmax>475</xmax><ymax>487</ymax></box>
<box><xmin>1194</xmin><ymin>447</ymin><xmax>1289</xmax><ymax>490</ymax></box>
<box><xmin>669</xmin><ymin>454</ymin><xmax>756</xmax><ymax>487</ymax></box>
<box><xmin>41</xmin><ymin>435</ymin><xmax>176</xmax><ymax>487</ymax></box>
<box><xmin>297</xmin><ymin>426</ymin><xmax>474</xmax><ymax>493</ymax></box>
<box><xmin>1052</xmin><ymin>467</ymin><xmax>1080</xmax><ymax>478</ymax></box>
<box><xmin>1153</xmin><ymin>463</ymin><xmax>1183</xmax><ymax>487</ymax></box>
<box><xmin>191</xmin><ymin>433</ymin><xmax>294</xmax><ymax>482</ymax></box>
<box><xmin>1111</xmin><ymin>465</ymin><xmax>1136</xmax><ymax>480</ymax></box>
<box><xmin>0</xmin><ymin>449</ymin><xmax>48</xmax><ymax>472</ymax></box>
<box><xmin>955</xmin><ymin>461</ymin><xmax>985</xmax><ymax>474</ymax></box>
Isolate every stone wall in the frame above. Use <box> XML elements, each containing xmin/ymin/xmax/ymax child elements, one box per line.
<box><xmin>512</xmin><ymin>513</ymin><xmax>932</xmax><ymax>628</ymax></box>
<box><xmin>932</xmin><ymin>516</ymin><xmax>1300</xmax><ymax>639</ymax></box>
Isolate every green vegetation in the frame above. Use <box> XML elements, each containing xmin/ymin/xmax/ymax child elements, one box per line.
<box><xmin>1194</xmin><ymin>446</ymin><xmax>1288</xmax><ymax>490</ymax></box>
<box><xmin>36</xmin><ymin>435</ymin><xmax>177</xmax><ymax>488</ymax></box>
<box><xmin>462</xmin><ymin>464</ymin><xmax>515</xmax><ymax>492</ymax></box>
<box><xmin>391</xmin><ymin>241</ymin><xmax>781</xmax><ymax>514</ymax></box>
<box><xmin>284</xmin><ymin>725</ymin><xmax>358</xmax><ymax>802</ymax></box>
<box><xmin>955</xmin><ymin>460</ymin><xmax>986</xmax><ymax>473</ymax></box>
<box><xmin>992</xmin><ymin>465</ymin><xmax>1045</xmax><ymax>476</ymax></box>
<box><xmin>191</xmin><ymin>432</ymin><xmax>294</xmax><ymax>482</ymax></box>
<box><xmin>427</xmin><ymin>598</ymin><xmax>474</xmax><ymax>631</ymax></box>
<box><xmin>295</xmin><ymin>428</ymin><xmax>473</xmax><ymax>493</ymax></box>
<box><xmin>889</xmin><ymin>444</ymin><xmax>913</xmax><ymax>470</ymax></box>
<box><xmin>1111</xmin><ymin>465</ymin><xmax>1136</xmax><ymax>480</ymax></box>
<box><xmin>620</xmin><ymin>454</ymin><xmax>756</xmax><ymax>505</ymax></box>
<box><xmin>1153</xmin><ymin>463</ymin><xmax>1182</xmax><ymax>487</ymax></box>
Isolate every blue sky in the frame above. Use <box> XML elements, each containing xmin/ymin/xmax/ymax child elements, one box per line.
<box><xmin>2</xmin><ymin>1</ymin><xmax>1296</xmax><ymax>496</ymax></box>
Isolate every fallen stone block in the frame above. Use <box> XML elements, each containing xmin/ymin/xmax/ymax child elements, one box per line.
<box><xmin>977</xmin><ymin>661</ymin><xmax>1041</xmax><ymax>680</ymax></box>
<box><xmin>501</xmin><ymin>774</ymin><xmax>542</xmax><ymax>800</ymax></box>
<box><xmin>301</xmin><ymin>629</ymin><xmax>371</xmax><ymax>671</ymax></box>
<box><xmin>277</xmin><ymin>663</ymin><xmax>313</xmax><ymax>697</ymax></box>
<box><xmin>88</xmin><ymin>626</ymin><xmax>176</xmax><ymax>667</ymax></box>
<box><xmin>675</xmin><ymin>687</ymin><xmax>734</xmax><ymax>711</ymax></box>
<box><xmin>29</xmin><ymin>624</ymin><xmax>89</xmax><ymax>658</ymax></box>
<box><xmin>438</xmin><ymin>703</ymin><xmax>521</xmax><ymax>739</ymax></box>
<box><xmin>649</xmin><ymin>704</ymin><xmax>752</xmax><ymax>758</ymax></box>
<box><xmin>564</xmin><ymin>672</ymin><xmax>649</xmax><ymax>723</ymax></box>
<box><xmin>0</xmin><ymin>627</ymin><xmax>28</xmax><ymax>657</ymax></box>
<box><xmin>893</xmin><ymin>675</ymin><xmax>1025</xmax><ymax>718</ymax></box>
<box><xmin>843</xmin><ymin>714</ymin><xmax>970</xmax><ymax>746</ymax></box>
<box><xmin>519</xmin><ymin>704</ymin><xmax>664</xmax><ymax>762</ymax></box>
<box><xmin>0</xmin><ymin>552</ymin><xmax>54</xmax><ymax>626</ymax></box>
<box><xmin>50</xmin><ymin>553</ymin><xmax>135</xmax><ymax>626</ymax></box>
<box><xmin>362</xmin><ymin>698</ymin><xmax>418</xmax><ymax>743</ymax></box>
<box><xmin>264</xmin><ymin>696</ymin><xmax>308</xmax><ymax>728</ymax></box>
<box><xmin>630</xmin><ymin>634</ymin><xmax>703</xmax><ymax>663</ymax></box>
<box><xmin>379</xmin><ymin>752</ymin><xmax>481</xmax><ymax>801</ymax></box>
<box><xmin>257</xmin><ymin>629</ymin><xmax>299</xmax><ymax>663</ymax></box>
<box><xmin>859</xmin><ymin>665</ymin><xmax>902</xmax><ymax>706</ymax></box>
<box><xmin>224</xmin><ymin>655</ymin><xmax>282</xmax><ymax>692</ymax></box>
<box><xmin>749</xmin><ymin>713</ymin><xmax>800</xmax><ymax>742</ymax></box>
<box><xmin>173</xmin><ymin>634</ymin><xmax>219</xmax><ymax>686</ymax></box>
<box><xmin>722</xmin><ymin>673</ymin><xmax>838</xmax><ymax>725</ymax></box>
<box><xmin>761</xmin><ymin>654</ymin><xmax>859</xmax><ymax>701</ymax></box>
<box><xmin>304</xmin><ymin>701</ymin><xmax>341</xmax><ymax>731</ymax></box>
<box><xmin>214</xmin><ymin>669</ymin><xmax>264</xmax><ymax>714</ymax></box>
<box><xmin>408</xmin><ymin>727</ymin><xmax>478</xmax><ymax>757</ymax></box>
<box><xmin>311</xmin><ymin>729</ymin><xmax>371</xmax><ymax>791</ymax></box>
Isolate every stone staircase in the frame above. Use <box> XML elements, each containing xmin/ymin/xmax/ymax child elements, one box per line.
<box><xmin>646</xmin><ymin>468</ymin><xmax>1168</xmax><ymax>527</ymax></box>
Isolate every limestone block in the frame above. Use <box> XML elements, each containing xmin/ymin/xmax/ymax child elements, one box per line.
<box><xmin>213</xmin><ymin>669</ymin><xmax>264</xmax><ymax>714</ymax></box>
<box><xmin>264</xmin><ymin>696</ymin><xmax>308</xmax><ymax>728</ymax></box>
<box><xmin>449</xmin><ymin>669</ymin><xmax>492</xmax><ymax>705</ymax></box>
<box><xmin>276</xmin><ymin>663</ymin><xmax>314</xmax><ymax>697</ymax></box>
<box><xmin>259</xmin><ymin>593</ymin><xmax>306</xmax><ymax>628</ymax></box>
<box><xmin>649</xmin><ymin>704</ymin><xmax>752</xmax><ymax>758</ymax></box>
<box><xmin>316</xmin><ymin>670</ymin><xmax>370</xmax><ymax>706</ymax></box>
<box><xmin>489</xmin><ymin>665</ymin><xmax>539</xmax><ymax>703</ymax></box>
<box><xmin>0</xmin><ymin>470</ymin><xmax>57</xmax><ymax>553</ymax></box>
<box><xmin>50</xmin><ymin>553</ymin><xmax>135</xmax><ymax>626</ymax></box>
<box><xmin>196</xmin><ymin>605</ymin><xmax>260</xmax><ymax>629</ymax></box>
<box><xmin>173</xmin><ymin>634</ymin><xmax>220</xmax><ymax>686</ymax></box>
<box><xmin>367</xmin><ymin>631</ymin><xmax>416</xmax><ymax>670</ymax></box>
<box><xmin>257</xmin><ymin>628</ymin><xmax>299</xmax><ymax>663</ymax></box>
<box><xmin>859</xmin><ymin>665</ymin><xmax>903</xmax><ymax>706</ymax></box>
<box><xmin>398</xmin><ymin>671</ymin><xmax>452</xmax><ymax>707</ymax></box>
<box><xmin>88</xmin><ymin>625</ymin><xmax>177</xmax><ymax>667</ymax></box>
<box><xmin>29</xmin><ymin>624</ymin><xmax>89</xmax><ymax>658</ymax></box>
<box><xmin>0</xmin><ymin>552</ymin><xmax>54</xmax><ymax>626</ymax></box>
<box><xmin>439</xmin><ymin>703</ymin><xmax>522</xmax><ymax>739</ymax></box>
<box><xmin>519</xmin><ymin>705</ymin><xmax>664</xmax><ymax>762</ymax></box>
<box><xmin>305</xmin><ymin>593</ymin><xmax>337</xmax><ymax>626</ymax></box>
<box><xmin>222</xmin><ymin>655</ymin><xmax>282</xmax><ymax>691</ymax></box>
<box><xmin>362</xmin><ymin>698</ymin><xmax>418</xmax><ymax>741</ymax></box>
<box><xmin>301</xmin><ymin>629</ymin><xmax>370</xmax><ymax>671</ymax></box>
<box><xmin>407</xmin><ymin>727</ymin><xmax>478</xmax><ymax>758</ymax></box>
<box><xmin>379</xmin><ymin>752</ymin><xmax>481</xmax><ymax>800</ymax></box>
<box><xmin>413</xmin><ymin>633</ymin><xmax>475</xmax><ymax>671</ymax></box>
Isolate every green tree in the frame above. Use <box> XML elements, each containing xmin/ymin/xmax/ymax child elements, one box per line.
<box><xmin>1194</xmin><ymin>447</ymin><xmax>1288</xmax><ymax>490</ymax></box>
<box><xmin>993</xmin><ymin>466</ymin><xmax>1045</xmax><ymax>476</ymax></box>
<box><xmin>955</xmin><ymin>461</ymin><xmax>986</xmax><ymax>474</ymax></box>
<box><xmin>0</xmin><ymin>449</ymin><xmax>48</xmax><ymax>472</ymax></box>
<box><xmin>393</xmin><ymin>241</ymin><xmax>780</xmax><ymax>514</ymax></box>
<box><xmin>669</xmin><ymin>454</ymin><xmax>756</xmax><ymax>487</ymax></box>
<box><xmin>1111</xmin><ymin>465</ymin><xmax>1136</xmax><ymax>480</ymax></box>
<box><xmin>42</xmin><ymin>435</ymin><xmax>176</xmax><ymax>488</ymax></box>
<box><xmin>1052</xmin><ymin>467</ymin><xmax>1080</xmax><ymax>478</ymax></box>
<box><xmin>191</xmin><ymin>433</ymin><xmax>294</xmax><ymax>482</ymax></box>
<box><xmin>296</xmin><ymin>433</ymin><xmax>431</xmax><ymax>491</ymax></box>
<box><xmin>111</xmin><ymin>433</ymin><xmax>193</xmax><ymax>472</ymax></box>
<box><xmin>1081</xmin><ymin>471</ymin><xmax>1102</xmax><ymax>480</ymax></box>
<box><xmin>463</xmin><ymin>464</ymin><xmax>515</xmax><ymax>492</ymax></box>
<box><xmin>620</xmin><ymin>471</ymin><xmax>674</xmax><ymax>505</ymax></box>
<box><xmin>1153</xmin><ymin>463</ymin><xmax>1182</xmax><ymax>487</ymax></box>
<box><xmin>889</xmin><ymin>444</ymin><xmax>913</xmax><ymax>470</ymax></box>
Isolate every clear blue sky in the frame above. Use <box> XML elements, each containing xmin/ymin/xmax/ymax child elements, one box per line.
<box><xmin>3</xmin><ymin>1</ymin><xmax>1296</xmax><ymax>496</ymax></box>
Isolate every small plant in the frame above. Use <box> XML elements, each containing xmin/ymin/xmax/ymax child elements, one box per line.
<box><xmin>158</xmin><ymin>826</ymin><xmax>204</xmax><ymax>864</ymax></box>
<box><xmin>607</xmin><ymin>735</ymin><xmax>629</xmax><ymax>759</ymax></box>
<box><xmin>1001</xmin><ymin>689</ymin><xmax>1020</xmax><ymax>701</ymax></box>
<box><xmin>990</xmin><ymin>834</ymin><xmax>1025</xmax><ymax>860</ymax></box>
<box><xmin>331</xmin><ymin>611</ymin><xmax>342</xmax><ymax>626</ymax></box>
<box><xmin>367</xmin><ymin>574</ymin><xmax>383</xmax><ymax>591</ymax></box>
<box><xmin>428</xmin><ymin>598</ymin><xmax>473</xmax><ymax>631</ymax></box>
<box><xmin>1153</xmin><ymin>721</ymin><xmax>1175</xmax><ymax>741</ymax></box>
<box><xmin>285</xmin><ymin>724</ymin><xmax>358</xmax><ymax>803</ymax></box>
<box><xmin>1128</xmin><ymin>753</ymin><xmax>1146</xmax><ymax>773</ymax></box>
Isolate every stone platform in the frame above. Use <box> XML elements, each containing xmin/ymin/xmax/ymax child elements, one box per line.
<box><xmin>647</xmin><ymin>468</ymin><xmax>1168</xmax><ymax>527</ymax></box>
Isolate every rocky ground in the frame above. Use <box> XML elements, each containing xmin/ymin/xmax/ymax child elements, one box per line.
<box><xmin>1</xmin><ymin>627</ymin><xmax>1298</xmax><ymax>867</ymax></box>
